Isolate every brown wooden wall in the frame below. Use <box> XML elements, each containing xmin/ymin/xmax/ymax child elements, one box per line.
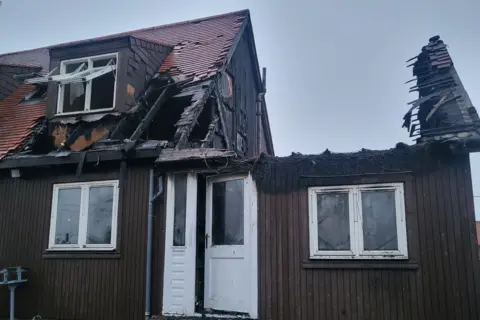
<box><xmin>0</xmin><ymin>163</ymin><xmax>166</xmax><ymax>320</ymax></box>
<box><xmin>257</xmin><ymin>154</ymin><xmax>480</xmax><ymax>320</ymax></box>
<box><xmin>227</xmin><ymin>31</ymin><xmax>260</xmax><ymax>158</ymax></box>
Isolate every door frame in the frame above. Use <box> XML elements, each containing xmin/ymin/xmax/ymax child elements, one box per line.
<box><xmin>204</xmin><ymin>173</ymin><xmax>258</xmax><ymax>318</ymax></box>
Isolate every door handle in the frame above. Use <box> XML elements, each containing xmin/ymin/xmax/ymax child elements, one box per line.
<box><xmin>205</xmin><ymin>234</ymin><xmax>209</xmax><ymax>249</ymax></box>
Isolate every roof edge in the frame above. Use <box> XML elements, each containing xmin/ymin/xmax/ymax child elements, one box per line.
<box><xmin>0</xmin><ymin>9</ymin><xmax>250</xmax><ymax>57</ymax></box>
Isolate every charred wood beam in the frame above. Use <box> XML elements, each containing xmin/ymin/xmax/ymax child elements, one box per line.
<box><xmin>213</xmin><ymin>88</ymin><xmax>231</xmax><ymax>150</ymax></box>
<box><xmin>123</xmin><ymin>85</ymin><xmax>177</xmax><ymax>153</ymax></box>
<box><xmin>110</xmin><ymin>87</ymin><xmax>157</xmax><ymax>139</ymax></box>
<box><xmin>201</xmin><ymin>116</ymin><xmax>219</xmax><ymax>148</ymax></box>
<box><xmin>61</xmin><ymin>124</ymin><xmax>84</xmax><ymax>150</ymax></box>
<box><xmin>425</xmin><ymin>94</ymin><xmax>449</xmax><ymax>122</ymax></box>
<box><xmin>174</xmin><ymin>83</ymin><xmax>214</xmax><ymax>149</ymax></box>
<box><xmin>0</xmin><ymin>148</ymin><xmax>159</xmax><ymax>169</ymax></box>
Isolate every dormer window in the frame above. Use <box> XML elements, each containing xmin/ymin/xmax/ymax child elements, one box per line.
<box><xmin>25</xmin><ymin>52</ymin><xmax>118</xmax><ymax>115</ymax></box>
<box><xmin>58</xmin><ymin>53</ymin><xmax>117</xmax><ymax>114</ymax></box>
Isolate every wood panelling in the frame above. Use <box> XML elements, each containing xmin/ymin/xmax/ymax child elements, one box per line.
<box><xmin>226</xmin><ymin>32</ymin><xmax>259</xmax><ymax>158</ymax></box>
<box><xmin>0</xmin><ymin>163</ymin><xmax>166</xmax><ymax>320</ymax></box>
<box><xmin>257</xmin><ymin>154</ymin><xmax>480</xmax><ymax>320</ymax></box>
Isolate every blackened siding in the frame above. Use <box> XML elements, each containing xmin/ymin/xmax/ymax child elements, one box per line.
<box><xmin>0</xmin><ymin>164</ymin><xmax>166</xmax><ymax>320</ymax></box>
<box><xmin>124</xmin><ymin>38</ymin><xmax>171</xmax><ymax>111</ymax></box>
<box><xmin>257</xmin><ymin>155</ymin><xmax>480</xmax><ymax>320</ymax></box>
<box><xmin>0</xmin><ymin>65</ymin><xmax>40</xmax><ymax>101</ymax></box>
<box><xmin>226</xmin><ymin>32</ymin><xmax>259</xmax><ymax>158</ymax></box>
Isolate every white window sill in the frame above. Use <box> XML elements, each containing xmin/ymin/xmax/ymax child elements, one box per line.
<box><xmin>43</xmin><ymin>250</ymin><xmax>120</xmax><ymax>260</ymax></box>
<box><xmin>46</xmin><ymin>247</ymin><xmax>116</xmax><ymax>252</ymax></box>
<box><xmin>303</xmin><ymin>260</ymin><xmax>418</xmax><ymax>270</ymax></box>
<box><xmin>54</xmin><ymin>107</ymin><xmax>115</xmax><ymax>117</ymax></box>
<box><xmin>309</xmin><ymin>254</ymin><xmax>409</xmax><ymax>260</ymax></box>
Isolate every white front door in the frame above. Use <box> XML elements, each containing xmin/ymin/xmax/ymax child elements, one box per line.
<box><xmin>204</xmin><ymin>174</ymin><xmax>257</xmax><ymax>317</ymax></box>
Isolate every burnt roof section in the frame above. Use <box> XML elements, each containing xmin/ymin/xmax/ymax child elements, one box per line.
<box><xmin>0</xmin><ymin>10</ymin><xmax>254</xmax><ymax>161</ymax></box>
<box><xmin>249</xmin><ymin>143</ymin><xmax>453</xmax><ymax>193</ymax></box>
<box><xmin>403</xmin><ymin>36</ymin><xmax>480</xmax><ymax>144</ymax></box>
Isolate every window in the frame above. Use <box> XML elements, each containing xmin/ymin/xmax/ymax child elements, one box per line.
<box><xmin>173</xmin><ymin>173</ymin><xmax>187</xmax><ymax>246</ymax></box>
<box><xmin>58</xmin><ymin>53</ymin><xmax>117</xmax><ymax>114</ymax></box>
<box><xmin>48</xmin><ymin>180</ymin><xmax>119</xmax><ymax>251</ymax></box>
<box><xmin>25</xmin><ymin>52</ymin><xmax>118</xmax><ymax>115</ymax></box>
<box><xmin>211</xmin><ymin>178</ymin><xmax>244</xmax><ymax>245</ymax></box>
<box><xmin>308</xmin><ymin>183</ymin><xmax>408</xmax><ymax>260</ymax></box>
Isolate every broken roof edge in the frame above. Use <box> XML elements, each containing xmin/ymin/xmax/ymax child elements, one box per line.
<box><xmin>0</xmin><ymin>63</ymin><xmax>42</xmax><ymax>70</ymax></box>
<box><xmin>0</xmin><ymin>9</ymin><xmax>250</xmax><ymax>58</ymax></box>
<box><xmin>214</xmin><ymin>12</ymin><xmax>274</xmax><ymax>155</ymax></box>
<box><xmin>154</xmin><ymin>148</ymin><xmax>236</xmax><ymax>163</ymax></box>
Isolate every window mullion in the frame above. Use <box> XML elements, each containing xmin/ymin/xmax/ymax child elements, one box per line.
<box><xmin>78</xmin><ymin>185</ymin><xmax>89</xmax><ymax>247</ymax></box>
<box><xmin>84</xmin><ymin>58</ymin><xmax>93</xmax><ymax>111</ymax></box>
<box><xmin>309</xmin><ymin>190</ymin><xmax>319</xmax><ymax>257</ymax></box>
<box><xmin>354</xmin><ymin>187</ymin><xmax>363</xmax><ymax>256</ymax></box>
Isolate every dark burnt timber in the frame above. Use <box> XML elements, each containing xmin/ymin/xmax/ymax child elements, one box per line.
<box><xmin>403</xmin><ymin>36</ymin><xmax>480</xmax><ymax>145</ymax></box>
<box><xmin>122</xmin><ymin>81</ymin><xmax>177</xmax><ymax>153</ymax></box>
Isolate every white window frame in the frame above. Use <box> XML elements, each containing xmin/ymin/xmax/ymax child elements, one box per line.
<box><xmin>56</xmin><ymin>52</ymin><xmax>118</xmax><ymax>115</ymax></box>
<box><xmin>308</xmin><ymin>183</ymin><xmax>408</xmax><ymax>260</ymax></box>
<box><xmin>48</xmin><ymin>180</ymin><xmax>120</xmax><ymax>251</ymax></box>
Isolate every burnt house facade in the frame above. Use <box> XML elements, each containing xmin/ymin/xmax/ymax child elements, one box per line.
<box><xmin>0</xmin><ymin>10</ymin><xmax>274</xmax><ymax>320</ymax></box>
<box><xmin>0</xmin><ymin>12</ymin><xmax>479</xmax><ymax>320</ymax></box>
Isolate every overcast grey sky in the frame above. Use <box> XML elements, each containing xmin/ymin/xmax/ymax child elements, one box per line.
<box><xmin>1</xmin><ymin>0</ymin><xmax>480</xmax><ymax>217</ymax></box>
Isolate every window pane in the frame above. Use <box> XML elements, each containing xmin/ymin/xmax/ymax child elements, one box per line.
<box><xmin>55</xmin><ymin>188</ymin><xmax>81</xmax><ymax>245</ymax></box>
<box><xmin>173</xmin><ymin>174</ymin><xmax>187</xmax><ymax>246</ymax></box>
<box><xmin>86</xmin><ymin>186</ymin><xmax>114</xmax><ymax>245</ymax></box>
<box><xmin>91</xmin><ymin>58</ymin><xmax>116</xmax><ymax>110</ymax></box>
<box><xmin>65</xmin><ymin>62</ymin><xmax>86</xmax><ymax>73</ymax></box>
<box><xmin>317</xmin><ymin>193</ymin><xmax>350</xmax><ymax>250</ymax></box>
<box><xmin>212</xmin><ymin>179</ymin><xmax>244</xmax><ymax>245</ymax></box>
<box><xmin>62</xmin><ymin>82</ymin><xmax>86</xmax><ymax>113</ymax></box>
<box><xmin>361</xmin><ymin>190</ymin><xmax>398</xmax><ymax>251</ymax></box>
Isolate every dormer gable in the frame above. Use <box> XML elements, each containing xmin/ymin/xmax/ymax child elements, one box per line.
<box><xmin>25</xmin><ymin>36</ymin><xmax>172</xmax><ymax>120</ymax></box>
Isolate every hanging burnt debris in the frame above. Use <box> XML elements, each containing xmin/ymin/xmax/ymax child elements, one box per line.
<box><xmin>5</xmin><ymin>69</ymin><xmax>235</xmax><ymax>163</ymax></box>
<box><xmin>404</xmin><ymin>36</ymin><xmax>480</xmax><ymax>149</ymax></box>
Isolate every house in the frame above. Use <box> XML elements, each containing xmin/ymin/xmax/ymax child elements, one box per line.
<box><xmin>0</xmin><ymin>10</ymin><xmax>478</xmax><ymax>320</ymax></box>
<box><xmin>0</xmin><ymin>9</ymin><xmax>272</xmax><ymax>320</ymax></box>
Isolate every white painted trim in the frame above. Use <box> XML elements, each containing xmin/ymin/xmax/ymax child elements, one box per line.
<box><xmin>56</xmin><ymin>52</ymin><xmax>118</xmax><ymax>115</ymax></box>
<box><xmin>248</xmin><ymin>173</ymin><xmax>258</xmax><ymax>319</ymax></box>
<box><xmin>162</xmin><ymin>173</ymin><xmax>198</xmax><ymax>316</ymax></box>
<box><xmin>308</xmin><ymin>182</ymin><xmax>408</xmax><ymax>260</ymax></box>
<box><xmin>48</xmin><ymin>180</ymin><xmax>119</xmax><ymax>251</ymax></box>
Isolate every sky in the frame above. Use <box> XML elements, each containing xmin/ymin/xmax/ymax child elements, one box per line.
<box><xmin>1</xmin><ymin>0</ymin><xmax>480</xmax><ymax>218</ymax></box>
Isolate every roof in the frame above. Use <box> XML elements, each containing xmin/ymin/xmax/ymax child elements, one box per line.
<box><xmin>0</xmin><ymin>84</ymin><xmax>46</xmax><ymax>158</ymax></box>
<box><xmin>0</xmin><ymin>10</ymin><xmax>248</xmax><ymax>81</ymax></box>
<box><xmin>0</xmin><ymin>10</ymin><xmax>250</xmax><ymax>159</ymax></box>
<box><xmin>250</xmin><ymin>144</ymin><xmax>426</xmax><ymax>193</ymax></box>
<box><xmin>404</xmin><ymin>36</ymin><xmax>480</xmax><ymax>144</ymax></box>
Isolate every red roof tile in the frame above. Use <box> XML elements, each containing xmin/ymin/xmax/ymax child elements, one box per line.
<box><xmin>0</xmin><ymin>85</ymin><xmax>46</xmax><ymax>159</ymax></box>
